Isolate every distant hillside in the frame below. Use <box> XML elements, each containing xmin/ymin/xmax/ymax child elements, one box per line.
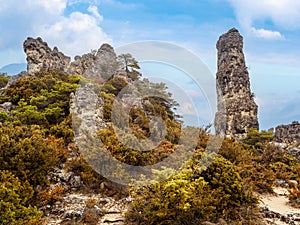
<box><xmin>0</xmin><ymin>63</ymin><xmax>26</xmax><ymax>75</ymax></box>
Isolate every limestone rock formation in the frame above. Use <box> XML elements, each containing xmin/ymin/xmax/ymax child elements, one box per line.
<box><xmin>274</xmin><ymin>121</ymin><xmax>300</xmax><ymax>143</ymax></box>
<box><xmin>23</xmin><ymin>37</ymin><xmax>120</xmax><ymax>82</ymax></box>
<box><xmin>215</xmin><ymin>28</ymin><xmax>259</xmax><ymax>140</ymax></box>
<box><xmin>24</xmin><ymin>37</ymin><xmax>71</xmax><ymax>74</ymax></box>
<box><xmin>70</xmin><ymin>82</ymin><xmax>106</xmax><ymax>139</ymax></box>
<box><xmin>71</xmin><ymin>43</ymin><xmax>120</xmax><ymax>82</ymax></box>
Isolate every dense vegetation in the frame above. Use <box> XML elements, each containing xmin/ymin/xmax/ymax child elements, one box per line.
<box><xmin>0</xmin><ymin>63</ymin><xmax>299</xmax><ymax>225</ymax></box>
<box><xmin>125</xmin><ymin>129</ymin><xmax>300</xmax><ymax>224</ymax></box>
<box><xmin>0</xmin><ymin>71</ymin><xmax>78</xmax><ymax>224</ymax></box>
<box><xmin>99</xmin><ymin>77</ymin><xmax>181</xmax><ymax>166</ymax></box>
<box><xmin>126</xmin><ymin>153</ymin><xmax>258</xmax><ymax>225</ymax></box>
<box><xmin>0</xmin><ymin>170</ymin><xmax>42</xmax><ymax>224</ymax></box>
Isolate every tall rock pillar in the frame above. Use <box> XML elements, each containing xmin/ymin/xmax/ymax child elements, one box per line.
<box><xmin>214</xmin><ymin>28</ymin><xmax>259</xmax><ymax>140</ymax></box>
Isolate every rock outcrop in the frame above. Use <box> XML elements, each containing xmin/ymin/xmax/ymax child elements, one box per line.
<box><xmin>273</xmin><ymin>121</ymin><xmax>300</xmax><ymax>160</ymax></box>
<box><xmin>214</xmin><ymin>28</ymin><xmax>259</xmax><ymax>140</ymax></box>
<box><xmin>24</xmin><ymin>37</ymin><xmax>71</xmax><ymax>75</ymax></box>
<box><xmin>274</xmin><ymin>121</ymin><xmax>300</xmax><ymax>144</ymax></box>
<box><xmin>71</xmin><ymin>43</ymin><xmax>120</xmax><ymax>82</ymax></box>
<box><xmin>0</xmin><ymin>102</ymin><xmax>13</xmax><ymax>113</ymax></box>
<box><xmin>70</xmin><ymin>82</ymin><xmax>107</xmax><ymax>142</ymax></box>
<box><xmin>23</xmin><ymin>37</ymin><xmax>119</xmax><ymax>82</ymax></box>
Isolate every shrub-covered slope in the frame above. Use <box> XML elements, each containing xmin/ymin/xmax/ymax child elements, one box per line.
<box><xmin>0</xmin><ymin>67</ymin><xmax>299</xmax><ymax>225</ymax></box>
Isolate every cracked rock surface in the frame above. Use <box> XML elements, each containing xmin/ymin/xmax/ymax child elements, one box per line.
<box><xmin>215</xmin><ymin>28</ymin><xmax>259</xmax><ymax>140</ymax></box>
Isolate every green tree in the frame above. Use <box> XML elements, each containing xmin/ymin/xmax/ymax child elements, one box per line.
<box><xmin>117</xmin><ymin>53</ymin><xmax>141</xmax><ymax>80</ymax></box>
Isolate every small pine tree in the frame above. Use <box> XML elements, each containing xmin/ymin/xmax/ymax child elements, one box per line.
<box><xmin>117</xmin><ymin>53</ymin><xmax>141</xmax><ymax>80</ymax></box>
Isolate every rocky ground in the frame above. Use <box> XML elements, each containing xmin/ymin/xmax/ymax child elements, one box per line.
<box><xmin>40</xmin><ymin>146</ymin><xmax>300</xmax><ymax>225</ymax></box>
<box><xmin>259</xmin><ymin>184</ymin><xmax>300</xmax><ymax>225</ymax></box>
<box><xmin>42</xmin><ymin>181</ymin><xmax>300</xmax><ymax>225</ymax></box>
<box><xmin>39</xmin><ymin>146</ymin><xmax>131</xmax><ymax>225</ymax></box>
<box><xmin>43</xmin><ymin>193</ymin><xmax>130</xmax><ymax>225</ymax></box>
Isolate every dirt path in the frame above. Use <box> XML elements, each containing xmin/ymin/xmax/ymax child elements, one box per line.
<box><xmin>259</xmin><ymin>187</ymin><xmax>300</xmax><ymax>225</ymax></box>
<box><xmin>260</xmin><ymin>195</ymin><xmax>299</xmax><ymax>215</ymax></box>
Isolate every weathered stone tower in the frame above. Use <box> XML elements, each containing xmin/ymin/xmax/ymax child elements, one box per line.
<box><xmin>215</xmin><ymin>28</ymin><xmax>259</xmax><ymax>140</ymax></box>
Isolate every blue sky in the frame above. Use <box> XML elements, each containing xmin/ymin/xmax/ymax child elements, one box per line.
<box><xmin>0</xmin><ymin>0</ymin><xmax>300</xmax><ymax>130</ymax></box>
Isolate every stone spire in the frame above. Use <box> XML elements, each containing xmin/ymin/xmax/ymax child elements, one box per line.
<box><xmin>214</xmin><ymin>28</ymin><xmax>259</xmax><ymax>140</ymax></box>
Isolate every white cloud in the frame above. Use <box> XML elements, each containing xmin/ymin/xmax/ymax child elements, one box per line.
<box><xmin>35</xmin><ymin>0</ymin><xmax>67</xmax><ymax>14</ymax></box>
<box><xmin>227</xmin><ymin>0</ymin><xmax>300</xmax><ymax>39</ymax></box>
<box><xmin>67</xmin><ymin>0</ymin><xmax>137</xmax><ymax>9</ymax></box>
<box><xmin>0</xmin><ymin>0</ymin><xmax>111</xmax><ymax>66</ymax></box>
<box><xmin>87</xmin><ymin>5</ymin><xmax>103</xmax><ymax>21</ymax></box>
<box><xmin>251</xmin><ymin>28</ymin><xmax>284</xmax><ymax>40</ymax></box>
<box><xmin>40</xmin><ymin>8</ymin><xmax>111</xmax><ymax>57</ymax></box>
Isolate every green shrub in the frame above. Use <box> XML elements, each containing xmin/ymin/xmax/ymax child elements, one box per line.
<box><xmin>9</xmin><ymin>75</ymin><xmax>79</xmax><ymax>127</ymax></box>
<box><xmin>126</xmin><ymin>153</ymin><xmax>258</xmax><ymax>225</ymax></box>
<box><xmin>0</xmin><ymin>170</ymin><xmax>42</xmax><ymax>225</ymax></box>
<box><xmin>99</xmin><ymin>125</ymin><xmax>176</xmax><ymax>166</ymax></box>
<box><xmin>4</xmin><ymin>70</ymin><xmax>78</xmax><ymax>103</ymax></box>
<box><xmin>0</xmin><ymin>111</ymin><xmax>9</xmax><ymax>122</ymax></box>
<box><xmin>0</xmin><ymin>123</ymin><xmax>66</xmax><ymax>186</ymax></box>
<box><xmin>219</xmin><ymin>137</ymin><xmax>300</xmax><ymax>194</ymax></box>
<box><xmin>243</xmin><ymin>128</ymin><xmax>273</xmax><ymax>148</ymax></box>
<box><xmin>48</xmin><ymin>116</ymin><xmax>74</xmax><ymax>144</ymax></box>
